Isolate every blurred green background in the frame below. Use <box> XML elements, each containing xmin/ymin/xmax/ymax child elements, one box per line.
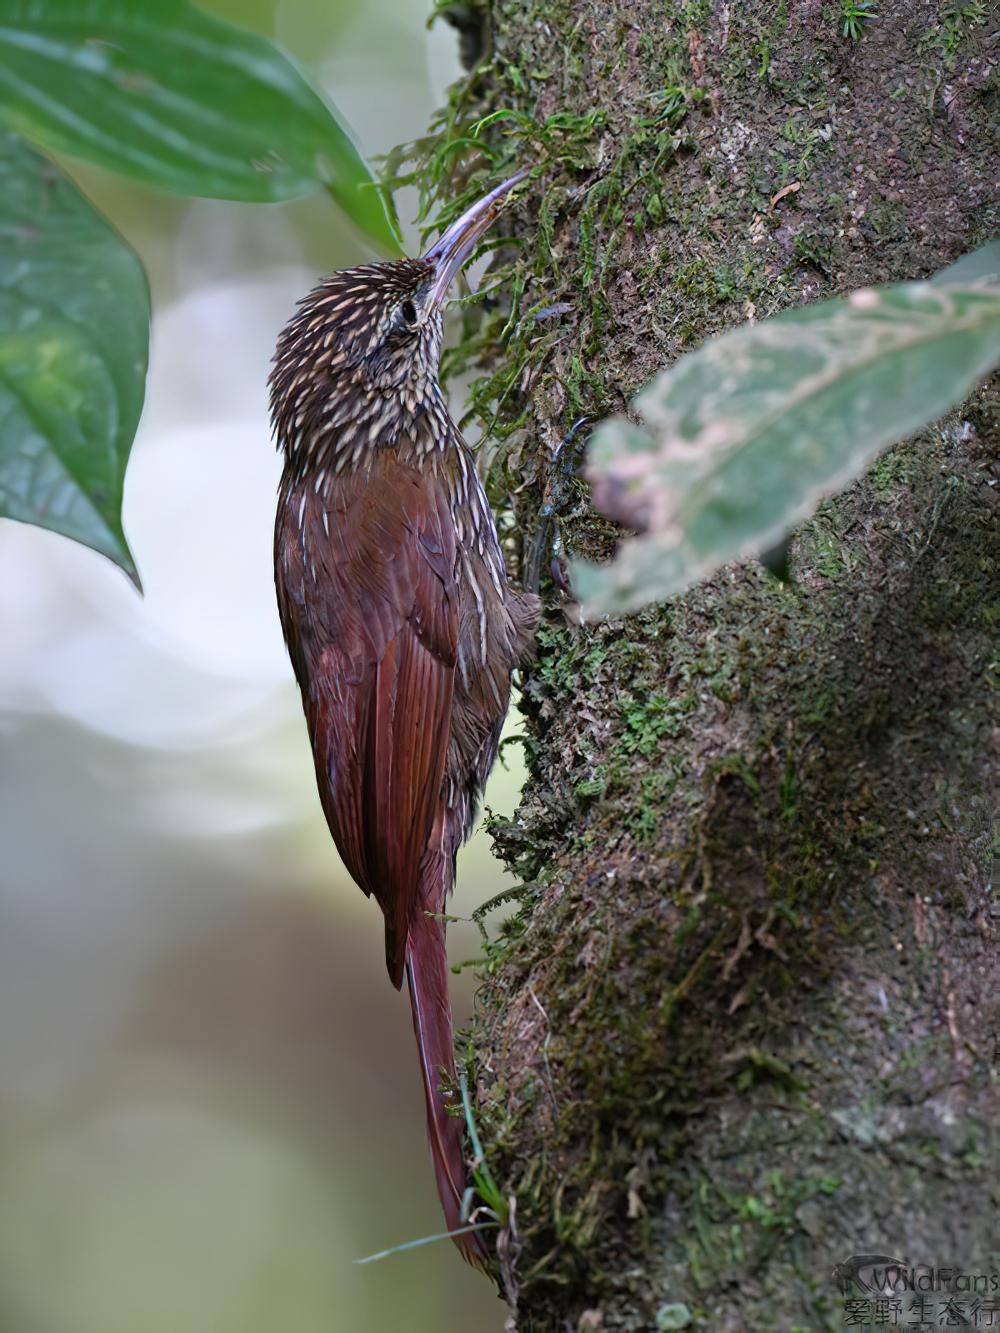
<box><xmin>0</xmin><ymin>2</ymin><xmax>515</xmax><ymax>1329</ymax></box>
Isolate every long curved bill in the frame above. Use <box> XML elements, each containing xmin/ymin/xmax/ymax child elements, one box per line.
<box><xmin>424</xmin><ymin>169</ymin><xmax>529</xmax><ymax>308</ymax></box>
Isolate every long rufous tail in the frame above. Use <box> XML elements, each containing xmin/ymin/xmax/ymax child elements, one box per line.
<box><xmin>404</xmin><ymin>899</ymin><xmax>490</xmax><ymax>1269</ymax></box>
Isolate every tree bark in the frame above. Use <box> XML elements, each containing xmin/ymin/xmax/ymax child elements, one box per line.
<box><xmin>428</xmin><ymin>2</ymin><xmax>998</xmax><ymax>1327</ymax></box>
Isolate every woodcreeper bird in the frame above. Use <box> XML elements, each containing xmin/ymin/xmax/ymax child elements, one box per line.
<box><xmin>270</xmin><ymin>173</ymin><xmax>539</xmax><ymax>1267</ymax></box>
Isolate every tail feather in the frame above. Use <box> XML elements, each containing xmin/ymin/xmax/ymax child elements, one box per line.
<box><xmin>405</xmin><ymin>904</ymin><xmax>490</xmax><ymax>1270</ymax></box>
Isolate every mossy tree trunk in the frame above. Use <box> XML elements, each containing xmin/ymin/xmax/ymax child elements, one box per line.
<box><xmin>427</xmin><ymin>2</ymin><xmax>998</xmax><ymax>1328</ymax></box>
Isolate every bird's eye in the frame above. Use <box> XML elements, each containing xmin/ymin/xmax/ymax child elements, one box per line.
<box><xmin>400</xmin><ymin>299</ymin><xmax>418</xmax><ymax>326</ymax></box>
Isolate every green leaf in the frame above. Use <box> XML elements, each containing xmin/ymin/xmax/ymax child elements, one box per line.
<box><xmin>0</xmin><ymin>129</ymin><xmax>148</xmax><ymax>583</ymax></box>
<box><xmin>0</xmin><ymin>0</ymin><xmax>398</xmax><ymax>251</ymax></box>
<box><xmin>931</xmin><ymin>238</ymin><xmax>1000</xmax><ymax>289</ymax></box>
<box><xmin>575</xmin><ymin>245</ymin><xmax>1000</xmax><ymax>618</ymax></box>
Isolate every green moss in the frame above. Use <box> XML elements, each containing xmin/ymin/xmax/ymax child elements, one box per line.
<box><xmin>791</xmin><ymin>226</ymin><xmax>834</xmax><ymax>274</ymax></box>
<box><xmin>382</xmin><ymin>2</ymin><xmax>716</xmax><ymax>541</ymax></box>
<box><xmin>921</xmin><ymin>0</ymin><xmax>988</xmax><ymax>69</ymax></box>
<box><xmin>868</xmin><ymin>440</ymin><xmax>914</xmax><ymax>496</ymax></box>
<box><xmin>467</xmin><ymin>400</ymin><xmax>996</xmax><ymax>1322</ymax></box>
<box><xmin>800</xmin><ymin>520</ymin><xmax>854</xmax><ymax>580</ymax></box>
<box><xmin>396</xmin><ymin>0</ymin><xmax>999</xmax><ymax>1326</ymax></box>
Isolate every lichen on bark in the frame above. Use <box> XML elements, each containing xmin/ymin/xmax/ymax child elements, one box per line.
<box><xmin>402</xmin><ymin>1</ymin><xmax>999</xmax><ymax>1327</ymax></box>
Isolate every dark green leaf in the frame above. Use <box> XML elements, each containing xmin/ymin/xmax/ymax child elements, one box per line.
<box><xmin>576</xmin><ymin>245</ymin><xmax>1000</xmax><ymax>617</ymax></box>
<box><xmin>0</xmin><ymin>0</ymin><xmax>398</xmax><ymax>250</ymax></box>
<box><xmin>0</xmin><ymin>129</ymin><xmax>148</xmax><ymax>582</ymax></box>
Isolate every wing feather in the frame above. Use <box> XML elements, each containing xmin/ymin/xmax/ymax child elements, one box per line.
<box><xmin>275</xmin><ymin>453</ymin><xmax>458</xmax><ymax>986</ymax></box>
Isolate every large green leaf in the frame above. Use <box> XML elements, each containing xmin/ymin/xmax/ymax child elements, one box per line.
<box><xmin>0</xmin><ymin>0</ymin><xmax>397</xmax><ymax>250</ymax></box>
<box><xmin>575</xmin><ymin>243</ymin><xmax>1000</xmax><ymax>618</ymax></box>
<box><xmin>0</xmin><ymin>129</ymin><xmax>148</xmax><ymax>582</ymax></box>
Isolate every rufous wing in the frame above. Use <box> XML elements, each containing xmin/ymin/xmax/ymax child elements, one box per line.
<box><xmin>275</xmin><ymin>453</ymin><xmax>459</xmax><ymax>987</ymax></box>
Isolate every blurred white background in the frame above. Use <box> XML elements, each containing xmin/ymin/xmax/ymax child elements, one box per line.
<box><xmin>0</xmin><ymin>2</ymin><xmax>517</xmax><ymax>1328</ymax></box>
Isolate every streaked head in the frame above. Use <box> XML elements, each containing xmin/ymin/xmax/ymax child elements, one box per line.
<box><xmin>270</xmin><ymin>171</ymin><xmax>528</xmax><ymax>461</ymax></box>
